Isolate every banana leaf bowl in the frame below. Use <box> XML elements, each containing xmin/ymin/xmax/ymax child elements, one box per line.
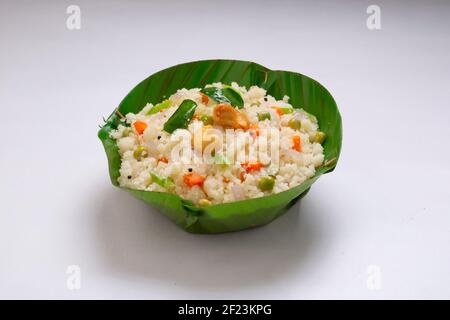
<box><xmin>98</xmin><ymin>59</ymin><xmax>342</xmax><ymax>234</ymax></box>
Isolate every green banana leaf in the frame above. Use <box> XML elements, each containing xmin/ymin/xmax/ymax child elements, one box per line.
<box><xmin>98</xmin><ymin>59</ymin><xmax>342</xmax><ymax>234</ymax></box>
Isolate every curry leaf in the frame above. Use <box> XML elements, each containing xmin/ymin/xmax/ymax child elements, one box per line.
<box><xmin>201</xmin><ymin>86</ymin><xmax>244</xmax><ymax>108</ymax></box>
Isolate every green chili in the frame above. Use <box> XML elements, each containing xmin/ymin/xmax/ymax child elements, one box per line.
<box><xmin>146</xmin><ymin>99</ymin><xmax>172</xmax><ymax>115</ymax></box>
<box><xmin>163</xmin><ymin>99</ymin><xmax>197</xmax><ymax>133</ymax></box>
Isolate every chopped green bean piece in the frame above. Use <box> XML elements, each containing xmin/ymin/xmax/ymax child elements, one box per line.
<box><xmin>133</xmin><ymin>145</ymin><xmax>148</xmax><ymax>160</ymax></box>
<box><xmin>257</xmin><ymin>112</ymin><xmax>271</xmax><ymax>121</ymax></box>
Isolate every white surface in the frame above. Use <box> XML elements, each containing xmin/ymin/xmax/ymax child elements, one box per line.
<box><xmin>1</xmin><ymin>0</ymin><xmax>449</xmax><ymax>299</ymax></box>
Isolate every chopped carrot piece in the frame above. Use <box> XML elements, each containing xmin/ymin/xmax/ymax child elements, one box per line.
<box><xmin>239</xmin><ymin>171</ymin><xmax>246</xmax><ymax>182</ymax></box>
<box><xmin>158</xmin><ymin>156</ymin><xmax>168</xmax><ymax>164</ymax></box>
<box><xmin>133</xmin><ymin>121</ymin><xmax>147</xmax><ymax>135</ymax></box>
<box><xmin>241</xmin><ymin>161</ymin><xmax>264</xmax><ymax>173</ymax></box>
<box><xmin>201</xmin><ymin>93</ymin><xmax>209</xmax><ymax>105</ymax></box>
<box><xmin>183</xmin><ymin>172</ymin><xmax>205</xmax><ymax>187</ymax></box>
<box><xmin>223</xmin><ymin>177</ymin><xmax>230</xmax><ymax>183</ymax></box>
<box><xmin>292</xmin><ymin>135</ymin><xmax>302</xmax><ymax>152</ymax></box>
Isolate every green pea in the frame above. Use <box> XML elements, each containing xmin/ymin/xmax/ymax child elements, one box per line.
<box><xmin>198</xmin><ymin>199</ymin><xmax>212</xmax><ymax>207</ymax></box>
<box><xmin>258</xmin><ymin>176</ymin><xmax>275</xmax><ymax>191</ymax></box>
<box><xmin>200</xmin><ymin>114</ymin><xmax>213</xmax><ymax>125</ymax></box>
<box><xmin>133</xmin><ymin>145</ymin><xmax>148</xmax><ymax>160</ymax></box>
<box><xmin>288</xmin><ymin>118</ymin><xmax>301</xmax><ymax>130</ymax></box>
<box><xmin>313</xmin><ymin>131</ymin><xmax>326</xmax><ymax>144</ymax></box>
<box><xmin>257</xmin><ymin>112</ymin><xmax>271</xmax><ymax>121</ymax></box>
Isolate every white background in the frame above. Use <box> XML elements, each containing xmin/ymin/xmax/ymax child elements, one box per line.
<box><xmin>1</xmin><ymin>0</ymin><xmax>449</xmax><ymax>299</ymax></box>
